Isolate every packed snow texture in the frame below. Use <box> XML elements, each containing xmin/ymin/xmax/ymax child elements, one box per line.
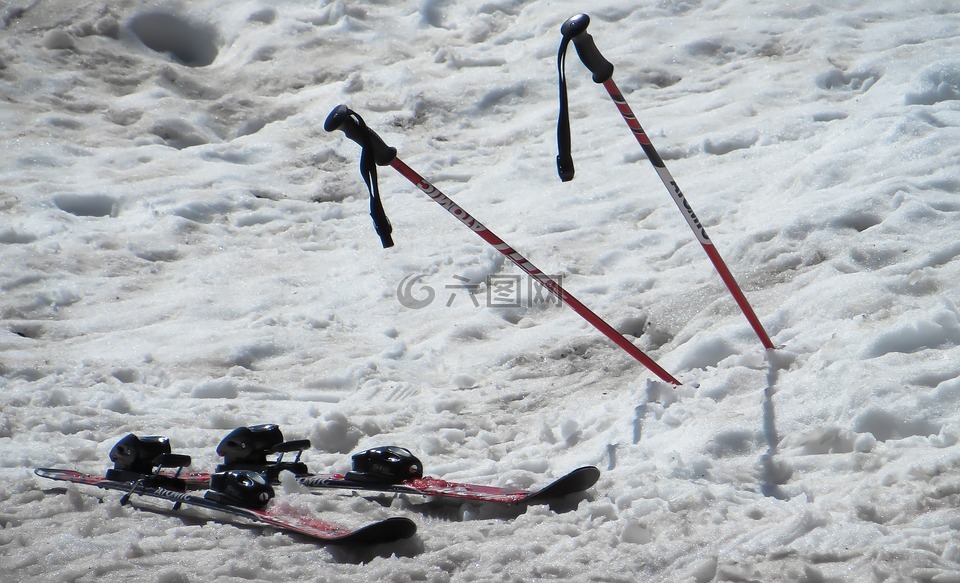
<box><xmin>2</xmin><ymin>0</ymin><xmax>960</xmax><ymax>581</ymax></box>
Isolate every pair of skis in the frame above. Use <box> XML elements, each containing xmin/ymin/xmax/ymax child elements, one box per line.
<box><xmin>35</xmin><ymin>426</ymin><xmax>600</xmax><ymax>546</ymax></box>
<box><xmin>171</xmin><ymin>465</ymin><xmax>601</xmax><ymax>505</ymax></box>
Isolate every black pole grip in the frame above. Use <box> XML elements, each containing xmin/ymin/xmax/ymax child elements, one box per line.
<box><xmin>324</xmin><ymin>105</ymin><xmax>397</xmax><ymax>166</ymax></box>
<box><xmin>561</xmin><ymin>14</ymin><xmax>614</xmax><ymax>83</ymax></box>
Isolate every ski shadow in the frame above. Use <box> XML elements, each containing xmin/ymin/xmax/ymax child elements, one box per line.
<box><xmin>382</xmin><ymin>491</ymin><xmax>595</xmax><ymax>522</ymax></box>
<box><xmin>327</xmin><ymin>536</ymin><xmax>424</xmax><ymax>563</ymax></box>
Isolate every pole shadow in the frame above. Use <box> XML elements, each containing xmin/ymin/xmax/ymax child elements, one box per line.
<box><xmin>759</xmin><ymin>349</ymin><xmax>794</xmax><ymax>499</ymax></box>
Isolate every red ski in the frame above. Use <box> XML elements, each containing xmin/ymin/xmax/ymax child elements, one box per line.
<box><xmin>295</xmin><ymin>465</ymin><xmax>601</xmax><ymax>504</ymax></box>
<box><xmin>35</xmin><ymin>465</ymin><xmax>415</xmax><ymax>545</ymax></box>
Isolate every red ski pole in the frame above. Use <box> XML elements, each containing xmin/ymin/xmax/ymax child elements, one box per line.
<box><xmin>325</xmin><ymin>105</ymin><xmax>680</xmax><ymax>385</ymax></box>
<box><xmin>556</xmin><ymin>14</ymin><xmax>774</xmax><ymax>350</ymax></box>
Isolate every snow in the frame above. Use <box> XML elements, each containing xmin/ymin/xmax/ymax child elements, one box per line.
<box><xmin>2</xmin><ymin>0</ymin><xmax>960</xmax><ymax>581</ymax></box>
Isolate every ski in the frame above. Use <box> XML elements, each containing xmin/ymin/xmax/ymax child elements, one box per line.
<box><xmin>296</xmin><ymin>465</ymin><xmax>602</xmax><ymax>504</ymax></box>
<box><xmin>34</xmin><ymin>435</ymin><xmax>416</xmax><ymax>545</ymax></box>
<box><xmin>175</xmin><ymin>425</ymin><xmax>601</xmax><ymax>505</ymax></box>
<box><xmin>35</xmin><ymin>468</ymin><xmax>415</xmax><ymax>544</ymax></box>
<box><xmin>175</xmin><ymin>465</ymin><xmax>600</xmax><ymax>504</ymax></box>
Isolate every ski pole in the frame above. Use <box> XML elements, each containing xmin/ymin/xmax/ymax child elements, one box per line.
<box><xmin>556</xmin><ymin>14</ymin><xmax>774</xmax><ymax>350</ymax></box>
<box><xmin>325</xmin><ymin>105</ymin><xmax>681</xmax><ymax>385</ymax></box>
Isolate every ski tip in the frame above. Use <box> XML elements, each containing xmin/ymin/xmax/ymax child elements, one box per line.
<box><xmin>563</xmin><ymin>466</ymin><xmax>601</xmax><ymax>492</ymax></box>
<box><xmin>525</xmin><ymin>466</ymin><xmax>601</xmax><ymax>502</ymax></box>
<box><xmin>335</xmin><ymin>517</ymin><xmax>417</xmax><ymax>545</ymax></box>
<box><xmin>579</xmin><ymin>464</ymin><xmax>601</xmax><ymax>478</ymax></box>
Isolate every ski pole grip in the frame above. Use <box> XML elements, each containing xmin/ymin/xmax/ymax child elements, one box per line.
<box><xmin>561</xmin><ymin>14</ymin><xmax>614</xmax><ymax>83</ymax></box>
<box><xmin>324</xmin><ymin>105</ymin><xmax>397</xmax><ymax>166</ymax></box>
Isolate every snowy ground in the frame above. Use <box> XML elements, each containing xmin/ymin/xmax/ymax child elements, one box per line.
<box><xmin>3</xmin><ymin>0</ymin><xmax>960</xmax><ymax>581</ymax></box>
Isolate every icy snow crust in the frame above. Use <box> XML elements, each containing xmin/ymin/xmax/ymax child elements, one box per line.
<box><xmin>2</xmin><ymin>0</ymin><xmax>960</xmax><ymax>581</ymax></box>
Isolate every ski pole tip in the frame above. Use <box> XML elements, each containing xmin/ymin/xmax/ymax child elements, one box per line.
<box><xmin>561</xmin><ymin>14</ymin><xmax>590</xmax><ymax>38</ymax></box>
<box><xmin>324</xmin><ymin>104</ymin><xmax>351</xmax><ymax>132</ymax></box>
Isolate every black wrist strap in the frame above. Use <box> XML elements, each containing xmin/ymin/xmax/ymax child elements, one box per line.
<box><xmin>353</xmin><ymin>111</ymin><xmax>394</xmax><ymax>248</ymax></box>
<box><xmin>556</xmin><ymin>36</ymin><xmax>575</xmax><ymax>182</ymax></box>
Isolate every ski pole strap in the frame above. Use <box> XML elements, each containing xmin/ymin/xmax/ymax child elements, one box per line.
<box><xmin>555</xmin><ymin>14</ymin><xmax>614</xmax><ymax>182</ymax></box>
<box><xmin>324</xmin><ymin>105</ymin><xmax>398</xmax><ymax>248</ymax></box>
<box><xmin>556</xmin><ymin>34</ymin><xmax>575</xmax><ymax>182</ymax></box>
<box><xmin>361</xmin><ymin>142</ymin><xmax>394</xmax><ymax>249</ymax></box>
